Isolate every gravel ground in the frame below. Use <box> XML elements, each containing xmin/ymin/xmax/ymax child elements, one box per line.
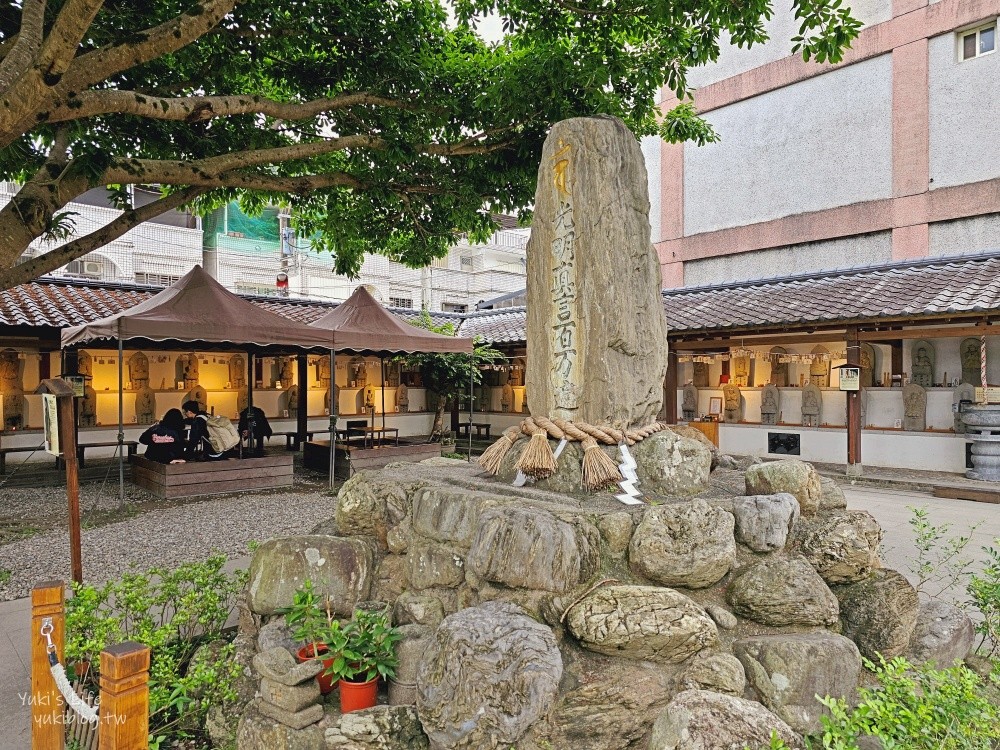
<box><xmin>0</xmin><ymin>471</ymin><xmax>338</xmax><ymax>601</ymax></box>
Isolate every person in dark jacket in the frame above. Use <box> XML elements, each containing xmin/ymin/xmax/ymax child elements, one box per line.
<box><xmin>182</xmin><ymin>400</ymin><xmax>226</xmax><ymax>460</ymax></box>
<box><xmin>238</xmin><ymin>406</ymin><xmax>272</xmax><ymax>457</ymax></box>
<box><xmin>138</xmin><ymin>409</ymin><xmax>186</xmax><ymax>464</ymax></box>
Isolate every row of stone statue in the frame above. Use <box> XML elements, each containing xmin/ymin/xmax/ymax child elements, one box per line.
<box><xmin>683</xmin><ymin>381</ymin><xmax>980</xmax><ymax>432</ymax></box>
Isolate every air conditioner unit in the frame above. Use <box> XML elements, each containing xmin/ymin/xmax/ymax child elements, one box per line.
<box><xmin>83</xmin><ymin>261</ymin><xmax>103</xmax><ymax>276</ymax></box>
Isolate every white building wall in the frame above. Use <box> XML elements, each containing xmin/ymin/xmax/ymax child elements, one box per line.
<box><xmin>682</xmin><ymin>231</ymin><xmax>892</xmax><ymax>287</ymax></box>
<box><xmin>640</xmin><ymin>135</ymin><xmax>662</xmax><ymax>242</ymax></box>
<box><xmin>928</xmin><ymin>214</ymin><xmax>1000</xmax><ymax>256</ymax></box>
<box><xmin>928</xmin><ymin>26</ymin><xmax>1000</xmax><ymax>190</ymax></box>
<box><xmin>683</xmin><ymin>54</ymin><xmax>894</xmax><ymax>235</ymax></box>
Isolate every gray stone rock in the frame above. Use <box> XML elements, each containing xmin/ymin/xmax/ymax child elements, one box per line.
<box><xmin>372</xmin><ymin>554</ymin><xmax>409</xmax><ymax>605</ymax></box>
<box><xmin>248</xmin><ymin>536</ymin><xmax>374</xmax><ymax>616</ymax></box>
<box><xmin>800</xmin><ymin>510</ymin><xmax>882</xmax><ymax>584</ymax></box>
<box><xmin>416</xmin><ymin>601</ymin><xmax>562</xmax><ymax>750</ymax></box>
<box><xmin>745</xmin><ymin>459</ymin><xmax>822</xmax><ymax>516</ymax></box>
<box><xmin>258</xmin><ymin>616</ymin><xmax>298</xmax><ymax>655</ymax></box>
<box><xmin>206</xmin><ymin>704</ymin><xmax>241</xmax><ymax>750</ymax></box>
<box><xmin>732</xmin><ymin>493</ymin><xmax>800</xmax><ymax>552</ymax></box>
<box><xmin>335</xmin><ymin>471</ymin><xmax>422</xmax><ymax>548</ymax></box>
<box><xmin>258</xmin><ymin>699</ymin><xmax>325</xmax><ymax>731</ymax></box>
<box><xmin>323</xmin><ymin>705</ymin><xmax>429</xmax><ymax>749</ymax></box>
<box><xmin>631</xmin><ymin>431</ymin><xmax>713</xmax><ymax>497</ymax></box>
<box><xmin>667</xmin><ymin>425</ymin><xmax>720</xmax><ymax>469</ymax></box>
<box><xmin>410</xmin><ymin>486</ymin><xmax>495</xmax><ymax>548</ymax></box>
<box><xmin>727</xmin><ymin>555</ymin><xmax>839</xmax><ymax>627</ymax></box>
<box><xmin>525</xmin><ymin>115</ymin><xmax>669</xmax><ymax>428</ymax></box>
<box><xmin>906</xmin><ymin>600</ymin><xmax>976</xmax><ymax>667</ymax></box>
<box><xmin>650</xmin><ymin>689</ymin><xmax>802</xmax><ymax>750</ymax></box>
<box><xmin>680</xmin><ymin>653</ymin><xmax>747</xmax><ymax>697</ymax></box>
<box><xmin>629</xmin><ymin>500</ymin><xmax>735</xmax><ymax>589</ymax></box>
<box><xmin>394</xmin><ymin>624</ymin><xmax>433</xmax><ymax>683</ymax></box>
<box><xmin>716</xmin><ymin>454</ymin><xmax>740</xmax><ymax>471</ymax></box>
<box><xmin>253</xmin><ymin>648</ymin><xmax>323</xmax><ymax>686</ymax></box>
<box><xmin>819</xmin><ymin>476</ymin><xmax>847</xmax><ymax>510</ymax></box>
<box><xmin>834</xmin><ymin>569</ymin><xmax>920</xmax><ymax>661</ymax></box>
<box><xmin>261</xmin><ymin>676</ymin><xmax>321</xmax><ymax>713</ymax></box>
<box><xmin>392</xmin><ymin>591</ymin><xmax>445</xmax><ymax>627</ymax></box>
<box><xmin>597</xmin><ymin>512</ymin><xmax>634</xmax><ymax>557</ymax></box>
<box><xmin>565</xmin><ymin>584</ymin><xmax>718</xmax><ymax>663</ymax></box>
<box><xmin>705</xmin><ymin>605</ymin><xmax>738</xmax><ymax>630</ymax></box>
<box><xmin>467</xmin><ymin>506</ymin><xmax>599</xmax><ymax>593</ymax></box>
<box><xmin>734</xmin><ymin>633</ymin><xmax>862</xmax><ymax>734</ymax></box>
<box><xmin>497</xmin><ymin>438</ymin><xmax>591</xmax><ymax>495</ymax></box>
<box><xmin>237</xmin><ymin>703</ymin><xmax>324</xmax><ymax>750</ymax></box>
<box><xmin>407</xmin><ymin>540</ymin><xmax>466</xmax><ymax>590</ymax></box>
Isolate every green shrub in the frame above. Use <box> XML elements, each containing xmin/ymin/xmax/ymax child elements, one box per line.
<box><xmin>65</xmin><ymin>554</ymin><xmax>248</xmax><ymax>748</ymax></box>
<box><xmin>969</xmin><ymin>540</ymin><xmax>1000</xmax><ymax>659</ymax></box>
<box><xmin>749</xmin><ymin>657</ymin><xmax>1000</xmax><ymax>750</ymax></box>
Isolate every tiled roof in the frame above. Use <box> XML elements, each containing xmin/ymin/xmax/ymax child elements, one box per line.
<box><xmin>0</xmin><ymin>278</ymin><xmax>458</xmax><ymax>331</ymax></box>
<box><xmin>664</xmin><ymin>251</ymin><xmax>1000</xmax><ymax>334</ymax></box>
<box><xmin>458</xmin><ymin>308</ymin><xmax>528</xmax><ymax>343</ymax></box>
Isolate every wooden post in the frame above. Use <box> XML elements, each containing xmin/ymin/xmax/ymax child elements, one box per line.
<box><xmin>296</xmin><ymin>354</ymin><xmax>308</xmax><ymax>449</ymax></box>
<box><xmin>846</xmin><ymin>328</ymin><xmax>862</xmax><ymax>478</ymax></box>
<box><xmin>890</xmin><ymin>340</ymin><xmax>903</xmax><ymax>386</ymax></box>
<box><xmin>31</xmin><ymin>581</ymin><xmax>65</xmax><ymax>750</ymax></box>
<box><xmin>99</xmin><ymin>642</ymin><xmax>151</xmax><ymax>750</ymax></box>
<box><xmin>664</xmin><ymin>351</ymin><xmax>678</xmax><ymax>424</ymax></box>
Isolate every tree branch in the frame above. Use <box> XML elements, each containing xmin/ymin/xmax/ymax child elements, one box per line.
<box><xmin>0</xmin><ymin>0</ymin><xmax>46</xmax><ymax>94</ymax></box>
<box><xmin>0</xmin><ymin>186</ymin><xmax>206</xmax><ymax>290</ymax></box>
<box><xmin>45</xmin><ymin>89</ymin><xmax>419</xmax><ymax>125</ymax></box>
<box><xmin>64</xmin><ymin>0</ymin><xmax>239</xmax><ymax>89</ymax></box>
<box><xmin>36</xmin><ymin>0</ymin><xmax>105</xmax><ymax>85</ymax></box>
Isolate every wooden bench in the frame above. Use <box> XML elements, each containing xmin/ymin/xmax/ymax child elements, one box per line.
<box><xmin>458</xmin><ymin>421</ymin><xmax>492</xmax><ymax>439</ymax></box>
<box><xmin>131</xmin><ymin>453</ymin><xmax>294</xmax><ymax>500</ymax></box>
<box><xmin>304</xmin><ymin>439</ymin><xmax>440</xmax><ymax>477</ymax></box>
<box><xmin>272</xmin><ymin>429</ymin><xmax>332</xmax><ymax>450</ymax></box>
<box><xmin>0</xmin><ymin>444</ymin><xmax>46</xmax><ymax>474</ymax></box>
<box><xmin>76</xmin><ymin>440</ymin><xmax>139</xmax><ymax>467</ymax></box>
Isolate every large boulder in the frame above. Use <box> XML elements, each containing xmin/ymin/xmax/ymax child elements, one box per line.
<box><xmin>834</xmin><ymin>569</ymin><xmax>920</xmax><ymax>661</ymax></box>
<box><xmin>237</xmin><ymin>702</ymin><xmax>324</xmax><ymax>750</ymax></box>
<box><xmin>906</xmin><ymin>600</ymin><xmax>976</xmax><ymax>667</ymax></box>
<box><xmin>799</xmin><ymin>510</ymin><xmax>882</xmax><ymax>584</ymax></box>
<box><xmin>734</xmin><ymin>633</ymin><xmax>862</xmax><ymax>734</ymax></box>
<box><xmin>745</xmin><ymin>460</ymin><xmax>822</xmax><ymax>516</ymax></box>
<box><xmin>679</xmin><ymin>653</ymin><xmax>747</xmax><ymax>697</ymax></box>
<box><xmin>247</xmin><ymin>536</ymin><xmax>374</xmax><ymax>616</ymax></box>
<box><xmin>335</xmin><ymin>471</ymin><xmax>422</xmax><ymax>547</ymax></box>
<box><xmin>406</xmin><ymin>540</ymin><xmax>466</xmax><ymax>591</ymax></box>
<box><xmin>416</xmin><ymin>601</ymin><xmax>562</xmax><ymax>749</ymax></box>
<box><xmin>322</xmin><ymin>705</ymin><xmax>429</xmax><ymax>749</ymax></box>
<box><xmin>565</xmin><ymin>584</ymin><xmax>718</xmax><ymax>663</ymax></box>
<box><xmin>650</xmin><ymin>689</ymin><xmax>802</xmax><ymax>750</ymax></box>
<box><xmin>410</xmin><ymin>486</ymin><xmax>495</xmax><ymax>549</ymax></box>
<box><xmin>667</xmin><ymin>425</ymin><xmax>720</xmax><ymax>468</ymax></box>
<box><xmin>631</xmin><ymin>431</ymin><xmax>712</xmax><ymax>497</ymax></box>
<box><xmin>629</xmin><ymin>500</ymin><xmax>735</xmax><ymax>589</ymax></box>
<box><xmin>466</xmin><ymin>506</ymin><xmax>600</xmax><ymax>593</ymax></box>
<box><xmin>727</xmin><ymin>555</ymin><xmax>839</xmax><ymax>627</ymax></box>
<box><xmin>819</xmin><ymin>476</ymin><xmax>847</xmax><ymax>510</ymax></box>
<box><xmin>732</xmin><ymin>493</ymin><xmax>800</xmax><ymax>552</ymax></box>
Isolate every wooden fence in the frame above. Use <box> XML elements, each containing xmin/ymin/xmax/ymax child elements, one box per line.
<box><xmin>31</xmin><ymin>581</ymin><xmax>150</xmax><ymax>750</ymax></box>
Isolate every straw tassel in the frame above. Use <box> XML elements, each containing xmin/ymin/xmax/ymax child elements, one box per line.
<box><xmin>478</xmin><ymin>426</ymin><xmax>523</xmax><ymax>475</ymax></box>
<box><xmin>516</xmin><ymin>429</ymin><xmax>557</xmax><ymax>479</ymax></box>
<box><xmin>582</xmin><ymin>437</ymin><xmax>623</xmax><ymax>491</ymax></box>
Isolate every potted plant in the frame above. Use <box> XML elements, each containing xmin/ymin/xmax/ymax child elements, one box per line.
<box><xmin>326</xmin><ymin>607</ymin><xmax>402</xmax><ymax>713</ymax></box>
<box><xmin>280</xmin><ymin>580</ymin><xmax>338</xmax><ymax>693</ymax></box>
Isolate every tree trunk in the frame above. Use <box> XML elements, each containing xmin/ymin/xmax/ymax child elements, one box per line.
<box><xmin>431</xmin><ymin>397</ymin><xmax>446</xmax><ymax>442</ymax></box>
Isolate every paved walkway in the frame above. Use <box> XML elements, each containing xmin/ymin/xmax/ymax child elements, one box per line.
<box><xmin>0</xmin><ymin>485</ymin><xmax>997</xmax><ymax>748</ymax></box>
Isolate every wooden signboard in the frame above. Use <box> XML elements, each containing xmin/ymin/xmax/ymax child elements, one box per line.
<box><xmin>975</xmin><ymin>387</ymin><xmax>1000</xmax><ymax>403</ymax></box>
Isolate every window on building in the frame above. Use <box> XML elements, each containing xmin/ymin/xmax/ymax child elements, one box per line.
<box><xmin>135</xmin><ymin>272</ymin><xmax>181</xmax><ymax>287</ymax></box>
<box><xmin>442</xmin><ymin>302</ymin><xmax>467</xmax><ymax>313</ymax></box>
<box><xmin>431</xmin><ymin>256</ymin><xmax>449</xmax><ymax>269</ymax></box>
<box><xmin>460</xmin><ymin>256</ymin><xmax>474</xmax><ymax>271</ymax></box>
<box><xmin>960</xmin><ymin>21</ymin><xmax>995</xmax><ymax>60</ymax></box>
<box><xmin>389</xmin><ymin>296</ymin><xmax>413</xmax><ymax>309</ymax></box>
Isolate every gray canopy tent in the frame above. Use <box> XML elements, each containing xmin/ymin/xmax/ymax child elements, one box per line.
<box><xmin>61</xmin><ymin>265</ymin><xmax>336</xmax><ymax>501</ymax></box>
<box><xmin>307</xmin><ymin>286</ymin><xmax>474</xmax><ymax>486</ymax></box>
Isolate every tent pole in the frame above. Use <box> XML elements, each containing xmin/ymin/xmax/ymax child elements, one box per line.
<box><xmin>380</xmin><ymin>357</ymin><xmax>386</xmax><ymax>436</ymax></box>
<box><xmin>117</xmin><ymin>322</ymin><xmax>124</xmax><ymax>506</ymax></box>
<box><xmin>468</xmin><ymin>351</ymin><xmax>473</xmax><ymax>462</ymax></box>
<box><xmin>328</xmin><ymin>348</ymin><xmax>336</xmax><ymax>490</ymax></box>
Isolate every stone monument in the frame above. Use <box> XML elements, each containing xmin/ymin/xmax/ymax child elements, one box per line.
<box><xmin>180</xmin><ymin>353</ymin><xmax>207</xmax><ymax>412</ymax></box>
<box><xmin>522</xmin><ymin>386</ymin><xmax>529</xmax><ymax>414</ymax></box>
<box><xmin>769</xmin><ymin>347</ymin><xmax>788</xmax><ymax>387</ymax></box>
<box><xmin>278</xmin><ymin>357</ymin><xmax>295</xmax><ymax>388</ymax></box>
<box><xmin>475</xmin><ymin>383</ymin><xmax>489</xmax><ymax>413</ymax></box>
<box><xmin>722</xmin><ymin>383</ymin><xmax>742</xmax><ymax>423</ymax></box>
<box><xmin>129</xmin><ymin>351</ymin><xmax>155</xmax><ymax>425</ymax></box>
<box><xmin>501</xmin><ymin>383</ymin><xmax>513</xmax><ymax>413</ymax></box>
<box><xmin>525</xmin><ymin>116</ymin><xmax>668</xmax><ymax>429</ymax></box>
<box><xmin>397</xmin><ymin>382</ymin><xmax>409</xmax><ymax>413</ymax></box>
<box><xmin>960</xmin><ymin>338</ymin><xmax>980</xmax><ymax>386</ymax></box>
<box><xmin>732</xmin><ymin>355</ymin><xmax>751</xmax><ymax>387</ymax></box>
<box><xmin>364</xmin><ymin>384</ymin><xmax>376</xmax><ymax>414</ymax></box>
<box><xmin>953</xmin><ymin>382</ymin><xmax>976</xmax><ymax>433</ymax></box>
<box><xmin>760</xmin><ymin>384</ymin><xmax>780</xmax><ymax>425</ymax></box>
<box><xmin>810</xmin><ymin>346</ymin><xmax>830</xmax><ymax>388</ymax></box>
<box><xmin>911</xmin><ymin>340</ymin><xmax>935</xmax><ymax>388</ymax></box>
<box><xmin>78</xmin><ymin>351</ymin><xmax>97</xmax><ymax>427</ymax></box>
<box><xmin>284</xmin><ymin>384</ymin><xmax>298</xmax><ymax>419</ymax></box>
<box><xmin>230</xmin><ymin>354</ymin><xmax>249</xmax><ymax>414</ymax></box>
<box><xmin>801</xmin><ymin>383</ymin><xmax>822</xmax><ymax>427</ymax></box>
<box><xmin>902</xmin><ymin>383</ymin><xmax>927</xmax><ymax>431</ymax></box>
<box><xmin>681</xmin><ymin>384</ymin><xmax>698</xmax><ymax>421</ymax></box>
<box><xmin>860</xmin><ymin>344</ymin><xmax>878</xmax><ymax>388</ymax></box>
<box><xmin>0</xmin><ymin>349</ymin><xmax>25</xmax><ymax>430</ymax></box>
<box><xmin>350</xmin><ymin>356</ymin><xmax>367</xmax><ymax>389</ymax></box>
<box><xmin>692</xmin><ymin>362</ymin><xmax>709</xmax><ymax>388</ymax></box>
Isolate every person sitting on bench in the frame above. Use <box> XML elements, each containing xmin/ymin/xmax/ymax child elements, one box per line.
<box><xmin>238</xmin><ymin>405</ymin><xmax>272</xmax><ymax>457</ymax></box>
<box><xmin>182</xmin><ymin>401</ymin><xmax>232</xmax><ymax>461</ymax></box>
<box><xmin>138</xmin><ymin>408</ymin><xmax>187</xmax><ymax>464</ymax></box>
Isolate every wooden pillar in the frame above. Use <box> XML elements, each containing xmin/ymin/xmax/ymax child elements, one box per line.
<box><xmin>99</xmin><ymin>642</ymin><xmax>151</xmax><ymax>750</ymax></box>
<box><xmin>296</xmin><ymin>354</ymin><xmax>308</xmax><ymax>449</ymax></box>
<box><xmin>664</xmin><ymin>351</ymin><xmax>678</xmax><ymax>424</ymax></box>
<box><xmin>31</xmin><ymin>581</ymin><xmax>64</xmax><ymax>750</ymax></box>
<box><xmin>890</xmin><ymin>340</ymin><xmax>904</xmax><ymax>386</ymax></box>
<box><xmin>846</xmin><ymin>328</ymin><xmax>862</xmax><ymax>478</ymax></box>
<box><xmin>59</xmin><ymin>395</ymin><xmax>82</xmax><ymax>584</ymax></box>
<box><xmin>246</xmin><ymin>352</ymin><xmax>255</xmax><ymax>409</ymax></box>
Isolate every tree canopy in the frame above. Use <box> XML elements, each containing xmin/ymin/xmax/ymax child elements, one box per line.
<box><xmin>0</xmin><ymin>0</ymin><xmax>860</xmax><ymax>289</ymax></box>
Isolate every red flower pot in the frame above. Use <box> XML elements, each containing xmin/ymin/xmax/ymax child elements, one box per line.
<box><xmin>295</xmin><ymin>643</ymin><xmax>336</xmax><ymax>694</ymax></box>
<box><xmin>339</xmin><ymin>676</ymin><xmax>379</xmax><ymax>713</ymax></box>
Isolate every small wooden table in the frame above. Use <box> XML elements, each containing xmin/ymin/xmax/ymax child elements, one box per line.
<box><xmin>458</xmin><ymin>422</ymin><xmax>492</xmax><ymax>439</ymax></box>
<box><xmin>335</xmin><ymin>426</ymin><xmax>399</xmax><ymax>448</ymax></box>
